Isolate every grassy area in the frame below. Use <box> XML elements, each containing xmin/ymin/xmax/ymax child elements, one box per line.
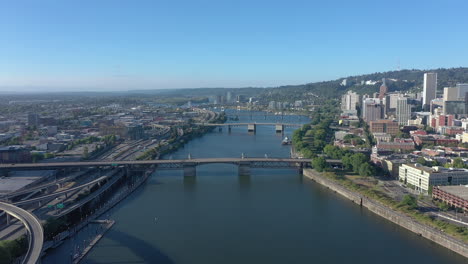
<box><xmin>321</xmin><ymin>170</ymin><xmax>468</xmax><ymax>243</ymax></box>
<box><xmin>0</xmin><ymin>236</ymin><xmax>27</xmax><ymax>264</ymax></box>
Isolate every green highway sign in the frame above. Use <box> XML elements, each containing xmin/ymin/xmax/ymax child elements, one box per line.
<box><xmin>56</xmin><ymin>203</ymin><xmax>65</xmax><ymax>209</ymax></box>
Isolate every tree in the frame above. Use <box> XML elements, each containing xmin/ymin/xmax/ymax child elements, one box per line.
<box><xmin>416</xmin><ymin>157</ymin><xmax>427</xmax><ymax>166</ymax></box>
<box><xmin>341</xmin><ymin>153</ymin><xmax>353</xmax><ymax>170</ymax></box>
<box><xmin>324</xmin><ymin>144</ymin><xmax>344</xmax><ymax>159</ymax></box>
<box><xmin>351</xmin><ymin>153</ymin><xmax>368</xmax><ymax>173</ymax></box>
<box><xmin>358</xmin><ymin>163</ymin><xmax>375</xmax><ymax>177</ymax></box>
<box><xmin>452</xmin><ymin>157</ymin><xmax>465</xmax><ymax>168</ymax></box>
<box><xmin>312</xmin><ymin>156</ymin><xmax>328</xmax><ymax>172</ymax></box>
<box><xmin>398</xmin><ymin>195</ymin><xmax>418</xmax><ymax>210</ymax></box>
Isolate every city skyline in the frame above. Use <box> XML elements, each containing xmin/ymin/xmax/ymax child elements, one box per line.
<box><xmin>1</xmin><ymin>0</ymin><xmax>468</xmax><ymax>91</ymax></box>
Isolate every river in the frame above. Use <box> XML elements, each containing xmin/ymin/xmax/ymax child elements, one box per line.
<box><xmin>43</xmin><ymin>110</ymin><xmax>466</xmax><ymax>263</ymax></box>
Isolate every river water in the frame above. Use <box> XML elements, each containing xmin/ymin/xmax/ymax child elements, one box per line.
<box><xmin>44</xmin><ymin>110</ymin><xmax>466</xmax><ymax>263</ymax></box>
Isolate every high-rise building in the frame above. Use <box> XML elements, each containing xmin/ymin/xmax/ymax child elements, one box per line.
<box><xmin>226</xmin><ymin>92</ymin><xmax>233</xmax><ymax>103</ymax></box>
<box><xmin>388</xmin><ymin>93</ymin><xmax>404</xmax><ymax>109</ymax></box>
<box><xmin>379</xmin><ymin>78</ymin><xmax>388</xmax><ymax>100</ymax></box>
<box><xmin>456</xmin><ymin>83</ymin><xmax>468</xmax><ymax>99</ymax></box>
<box><xmin>423</xmin><ymin>73</ymin><xmax>437</xmax><ymax>106</ymax></box>
<box><xmin>443</xmin><ymin>87</ymin><xmax>459</xmax><ymax>101</ymax></box>
<box><xmin>341</xmin><ymin>90</ymin><xmax>360</xmax><ymax>111</ymax></box>
<box><xmin>363</xmin><ymin>98</ymin><xmax>383</xmax><ymax>122</ymax></box>
<box><xmin>396</xmin><ymin>97</ymin><xmax>411</xmax><ymax>125</ymax></box>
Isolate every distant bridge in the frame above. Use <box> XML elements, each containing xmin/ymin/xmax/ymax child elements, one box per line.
<box><xmin>196</xmin><ymin>123</ymin><xmax>303</xmax><ymax>133</ymax></box>
<box><xmin>0</xmin><ymin>158</ymin><xmax>342</xmax><ymax>177</ymax></box>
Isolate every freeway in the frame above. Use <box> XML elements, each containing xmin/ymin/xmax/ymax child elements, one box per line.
<box><xmin>12</xmin><ymin>175</ymin><xmax>110</xmax><ymax>206</ymax></box>
<box><xmin>0</xmin><ymin>158</ymin><xmax>341</xmax><ymax>170</ymax></box>
<box><xmin>1</xmin><ymin>170</ymin><xmax>90</xmax><ymax>199</ymax></box>
<box><xmin>0</xmin><ymin>202</ymin><xmax>43</xmax><ymax>264</ymax></box>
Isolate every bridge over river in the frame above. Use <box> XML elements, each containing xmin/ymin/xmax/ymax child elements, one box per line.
<box><xmin>195</xmin><ymin>122</ymin><xmax>303</xmax><ymax>133</ymax></box>
<box><xmin>0</xmin><ymin>158</ymin><xmax>341</xmax><ymax>177</ymax></box>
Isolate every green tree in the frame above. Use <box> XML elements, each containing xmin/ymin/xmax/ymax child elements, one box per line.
<box><xmin>341</xmin><ymin>153</ymin><xmax>353</xmax><ymax>170</ymax></box>
<box><xmin>416</xmin><ymin>157</ymin><xmax>427</xmax><ymax>166</ymax></box>
<box><xmin>312</xmin><ymin>156</ymin><xmax>328</xmax><ymax>172</ymax></box>
<box><xmin>351</xmin><ymin>153</ymin><xmax>368</xmax><ymax>173</ymax></box>
<box><xmin>452</xmin><ymin>157</ymin><xmax>465</xmax><ymax>168</ymax></box>
<box><xmin>358</xmin><ymin>163</ymin><xmax>375</xmax><ymax>177</ymax></box>
<box><xmin>398</xmin><ymin>195</ymin><xmax>418</xmax><ymax>210</ymax></box>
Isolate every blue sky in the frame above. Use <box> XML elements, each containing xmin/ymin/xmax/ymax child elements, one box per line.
<box><xmin>1</xmin><ymin>0</ymin><xmax>467</xmax><ymax>91</ymax></box>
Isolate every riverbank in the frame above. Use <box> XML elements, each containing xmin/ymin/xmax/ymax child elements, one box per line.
<box><xmin>303</xmin><ymin>169</ymin><xmax>468</xmax><ymax>258</ymax></box>
<box><xmin>72</xmin><ymin>220</ymin><xmax>115</xmax><ymax>264</ymax></box>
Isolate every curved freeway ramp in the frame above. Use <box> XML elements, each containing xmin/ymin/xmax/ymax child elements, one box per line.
<box><xmin>0</xmin><ymin>202</ymin><xmax>44</xmax><ymax>264</ymax></box>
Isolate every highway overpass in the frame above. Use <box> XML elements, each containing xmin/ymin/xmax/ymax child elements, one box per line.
<box><xmin>0</xmin><ymin>202</ymin><xmax>43</xmax><ymax>264</ymax></box>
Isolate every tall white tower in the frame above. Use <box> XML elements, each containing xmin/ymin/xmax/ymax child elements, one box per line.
<box><xmin>423</xmin><ymin>72</ymin><xmax>437</xmax><ymax>106</ymax></box>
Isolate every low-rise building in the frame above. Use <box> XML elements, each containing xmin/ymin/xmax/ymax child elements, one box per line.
<box><xmin>399</xmin><ymin>163</ymin><xmax>468</xmax><ymax>194</ymax></box>
<box><xmin>0</xmin><ymin>146</ymin><xmax>31</xmax><ymax>163</ymax></box>
<box><xmin>370</xmin><ymin>120</ymin><xmax>399</xmax><ymax>136</ymax></box>
<box><xmin>432</xmin><ymin>185</ymin><xmax>468</xmax><ymax>212</ymax></box>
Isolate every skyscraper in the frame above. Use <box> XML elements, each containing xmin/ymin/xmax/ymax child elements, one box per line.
<box><xmin>363</xmin><ymin>98</ymin><xmax>383</xmax><ymax>122</ymax></box>
<box><xmin>456</xmin><ymin>83</ymin><xmax>468</xmax><ymax>99</ymax></box>
<box><xmin>341</xmin><ymin>90</ymin><xmax>360</xmax><ymax>111</ymax></box>
<box><xmin>443</xmin><ymin>87</ymin><xmax>459</xmax><ymax>101</ymax></box>
<box><xmin>423</xmin><ymin>73</ymin><xmax>437</xmax><ymax>107</ymax></box>
<box><xmin>379</xmin><ymin>78</ymin><xmax>388</xmax><ymax>100</ymax></box>
<box><xmin>396</xmin><ymin>97</ymin><xmax>411</xmax><ymax>125</ymax></box>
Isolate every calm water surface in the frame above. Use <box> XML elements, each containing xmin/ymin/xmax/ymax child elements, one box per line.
<box><xmin>44</xmin><ymin>110</ymin><xmax>466</xmax><ymax>264</ymax></box>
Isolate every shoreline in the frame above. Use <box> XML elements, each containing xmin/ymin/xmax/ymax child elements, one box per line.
<box><xmin>303</xmin><ymin>168</ymin><xmax>468</xmax><ymax>259</ymax></box>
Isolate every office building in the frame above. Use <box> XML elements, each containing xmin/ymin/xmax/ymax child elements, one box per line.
<box><xmin>423</xmin><ymin>73</ymin><xmax>437</xmax><ymax>107</ymax></box>
<box><xmin>341</xmin><ymin>90</ymin><xmax>360</xmax><ymax>111</ymax></box>
<box><xmin>443</xmin><ymin>87</ymin><xmax>459</xmax><ymax>101</ymax></box>
<box><xmin>363</xmin><ymin>98</ymin><xmax>383</xmax><ymax>122</ymax></box>
<box><xmin>456</xmin><ymin>83</ymin><xmax>468</xmax><ymax>99</ymax></box>
<box><xmin>399</xmin><ymin>163</ymin><xmax>468</xmax><ymax>194</ymax></box>
<box><xmin>396</xmin><ymin>97</ymin><xmax>411</xmax><ymax>125</ymax></box>
<box><xmin>370</xmin><ymin>120</ymin><xmax>399</xmax><ymax>135</ymax></box>
<box><xmin>379</xmin><ymin>78</ymin><xmax>388</xmax><ymax>100</ymax></box>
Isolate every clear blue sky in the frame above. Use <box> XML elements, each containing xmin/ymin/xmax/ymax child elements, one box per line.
<box><xmin>1</xmin><ymin>0</ymin><xmax>467</xmax><ymax>91</ymax></box>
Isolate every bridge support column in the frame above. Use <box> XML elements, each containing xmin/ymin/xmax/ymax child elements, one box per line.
<box><xmin>183</xmin><ymin>163</ymin><xmax>197</xmax><ymax>177</ymax></box>
<box><xmin>228</xmin><ymin>125</ymin><xmax>231</xmax><ymax>133</ymax></box>
<box><xmin>247</xmin><ymin>124</ymin><xmax>256</xmax><ymax>133</ymax></box>
<box><xmin>6</xmin><ymin>213</ymin><xmax>10</xmax><ymax>225</ymax></box>
<box><xmin>238</xmin><ymin>162</ymin><xmax>251</xmax><ymax>176</ymax></box>
<box><xmin>275</xmin><ymin>124</ymin><xmax>284</xmax><ymax>134</ymax></box>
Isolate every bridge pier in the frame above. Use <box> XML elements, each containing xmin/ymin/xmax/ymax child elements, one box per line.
<box><xmin>228</xmin><ymin>125</ymin><xmax>231</xmax><ymax>133</ymax></box>
<box><xmin>275</xmin><ymin>124</ymin><xmax>284</xmax><ymax>134</ymax></box>
<box><xmin>238</xmin><ymin>162</ymin><xmax>251</xmax><ymax>176</ymax></box>
<box><xmin>183</xmin><ymin>163</ymin><xmax>197</xmax><ymax>177</ymax></box>
<box><xmin>247</xmin><ymin>124</ymin><xmax>256</xmax><ymax>133</ymax></box>
<box><xmin>6</xmin><ymin>213</ymin><xmax>10</xmax><ymax>225</ymax></box>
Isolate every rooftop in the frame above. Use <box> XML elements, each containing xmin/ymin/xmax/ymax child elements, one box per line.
<box><xmin>438</xmin><ymin>185</ymin><xmax>468</xmax><ymax>200</ymax></box>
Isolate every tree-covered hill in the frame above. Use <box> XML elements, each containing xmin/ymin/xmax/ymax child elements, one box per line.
<box><xmin>261</xmin><ymin>67</ymin><xmax>468</xmax><ymax>101</ymax></box>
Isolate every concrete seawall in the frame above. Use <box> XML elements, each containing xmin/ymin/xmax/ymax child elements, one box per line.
<box><xmin>303</xmin><ymin>169</ymin><xmax>468</xmax><ymax>258</ymax></box>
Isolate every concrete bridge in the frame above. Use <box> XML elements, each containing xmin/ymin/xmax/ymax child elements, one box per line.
<box><xmin>196</xmin><ymin>123</ymin><xmax>303</xmax><ymax>133</ymax></box>
<box><xmin>0</xmin><ymin>158</ymin><xmax>341</xmax><ymax>177</ymax></box>
<box><xmin>0</xmin><ymin>202</ymin><xmax>44</xmax><ymax>264</ymax></box>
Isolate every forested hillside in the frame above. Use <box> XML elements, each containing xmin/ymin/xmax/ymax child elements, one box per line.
<box><xmin>261</xmin><ymin>67</ymin><xmax>468</xmax><ymax>101</ymax></box>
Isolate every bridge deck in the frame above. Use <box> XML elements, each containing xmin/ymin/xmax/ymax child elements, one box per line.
<box><xmin>0</xmin><ymin>158</ymin><xmax>341</xmax><ymax>170</ymax></box>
